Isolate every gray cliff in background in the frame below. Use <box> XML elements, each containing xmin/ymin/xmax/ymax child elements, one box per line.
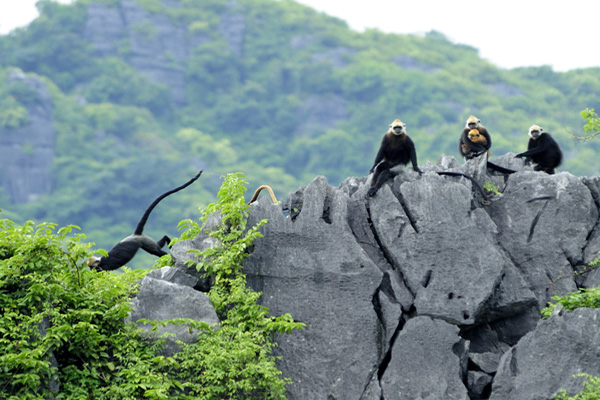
<box><xmin>160</xmin><ymin>154</ymin><xmax>600</xmax><ymax>400</ymax></box>
<box><xmin>0</xmin><ymin>70</ymin><xmax>54</xmax><ymax>204</ymax></box>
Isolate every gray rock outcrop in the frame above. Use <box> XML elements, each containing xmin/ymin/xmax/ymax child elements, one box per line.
<box><xmin>491</xmin><ymin>307</ymin><xmax>600</xmax><ymax>400</ymax></box>
<box><xmin>168</xmin><ymin>154</ymin><xmax>600</xmax><ymax>399</ymax></box>
<box><xmin>0</xmin><ymin>70</ymin><xmax>55</xmax><ymax>204</ymax></box>
<box><xmin>127</xmin><ymin>267</ymin><xmax>219</xmax><ymax>356</ymax></box>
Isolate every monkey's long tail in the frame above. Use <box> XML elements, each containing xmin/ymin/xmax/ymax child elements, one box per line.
<box><xmin>134</xmin><ymin>170</ymin><xmax>203</xmax><ymax>235</ymax></box>
<box><xmin>436</xmin><ymin>172</ymin><xmax>490</xmax><ymax>203</ymax></box>
<box><xmin>248</xmin><ymin>185</ymin><xmax>278</xmax><ymax>205</ymax></box>
<box><xmin>487</xmin><ymin>161</ymin><xmax>516</xmax><ymax>174</ymax></box>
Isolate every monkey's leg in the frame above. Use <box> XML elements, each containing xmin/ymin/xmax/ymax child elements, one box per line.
<box><xmin>370</xmin><ymin>161</ymin><xmax>390</xmax><ymax>186</ymax></box>
<box><xmin>368</xmin><ymin>166</ymin><xmax>393</xmax><ymax>197</ymax></box>
<box><xmin>537</xmin><ymin>165</ymin><xmax>555</xmax><ymax>174</ymax></box>
<box><xmin>157</xmin><ymin>235</ymin><xmax>171</xmax><ymax>248</ymax></box>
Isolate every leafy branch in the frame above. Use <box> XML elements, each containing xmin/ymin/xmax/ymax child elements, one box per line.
<box><xmin>570</xmin><ymin>108</ymin><xmax>600</xmax><ymax>141</ymax></box>
<box><xmin>174</xmin><ymin>172</ymin><xmax>305</xmax><ymax>399</ymax></box>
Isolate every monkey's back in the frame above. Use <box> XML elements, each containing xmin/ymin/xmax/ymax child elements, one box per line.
<box><xmin>99</xmin><ymin>237</ymin><xmax>141</xmax><ymax>270</ymax></box>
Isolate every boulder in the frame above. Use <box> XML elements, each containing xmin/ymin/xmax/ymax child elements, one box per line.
<box><xmin>491</xmin><ymin>308</ymin><xmax>600</xmax><ymax>400</ymax></box>
<box><xmin>127</xmin><ymin>269</ymin><xmax>219</xmax><ymax>356</ymax></box>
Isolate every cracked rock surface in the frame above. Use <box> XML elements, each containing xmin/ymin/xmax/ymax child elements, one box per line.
<box><xmin>171</xmin><ymin>154</ymin><xmax>600</xmax><ymax>400</ymax></box>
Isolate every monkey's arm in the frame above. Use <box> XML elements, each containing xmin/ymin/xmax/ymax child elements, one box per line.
<box><xmin>483</xmin><ymin>131</ymin><xmax>492</xmax><ymax>149</ymax></box>
<box><xmin>409</xmin><ymin>145</ymin><xmax>422</xmax><ymax>174</ymax></box>
<box><xmin>459</xmin><ymin>130</ymin><xmax>487</xmax><ymax>155</ymax></box>
<box><xmin>462</xmin><ymin>139</ymin><xmax>488</xmax><ymax>153</ymax></box>
<box><xmin>515</xmin><ymin>146</ymin><xmax>547</xmax><ymax>158</ymax></box>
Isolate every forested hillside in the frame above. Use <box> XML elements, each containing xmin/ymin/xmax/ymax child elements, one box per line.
<box><xmin>1</xmin><ymin>0</ymin><xmax>599</xmax><ymax>264</ymax></box>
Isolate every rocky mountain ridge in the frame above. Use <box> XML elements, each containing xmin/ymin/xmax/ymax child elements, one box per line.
<box><xmin>129</xmin><ymin>155</ymin><xmax>600</xmax><ymax>400</ymax></box>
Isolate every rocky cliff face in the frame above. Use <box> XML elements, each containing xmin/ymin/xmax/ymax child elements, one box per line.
<box><xmin>152</xmin><ymin>154</ymin><xmax>600</xmax><ymax>400</ymax></box>
<box><xmin>83</xmin><ymin>0</ymin><xmax>200</xmax><ymax>105</ymax></box>
<box><xmin>82</xmin><ymin>0</ymin><xmax>349</xmax><ymax>136</ymax></box>
<box><xmin>0</xmin><ymin>70</ymin><xmax>54</xmax><ymax>204</ymax></box>
<box><xmin>83</xmin><ymin>0</ymin><xmax>245</xmax><ymax>105</ymax></box>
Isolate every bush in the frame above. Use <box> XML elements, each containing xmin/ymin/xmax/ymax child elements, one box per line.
<box><xmin>541</xmin><ymin>254</ymin><xmax>600</xmax><ymax>318</ymax></box>
<box><xmin>554</xmin><ymin>374</ymin><xmax>600</xmax><ymax>400</ymax></box>
<box><xmin>0</xmin><ymin>172</ymin><xmax>303</xmax><ymax>399</ymax></box>
<box><xmin>0</xmin><ymin>220</ymin><xmax>158</xmax><ymax>399</ymax></box>
<box><xmin>174</xmin><ymin>172</ymin><xmax>305</xmax><ymax>398</ymax></box>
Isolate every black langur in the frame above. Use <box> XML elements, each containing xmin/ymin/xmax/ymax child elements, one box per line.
<box><xmin>248</xmin><ymin>185</ymin><xmax>278</xmax><ymax>204</ymax></box>
<box><xmin>461</xmin><ymin>129</ymin><xmax>490</xmax><ymax>157</ymax></box>
<box><xmin>368</xmin><ymin>118</ymin><xmax>422</xmax><ymax>197</ymax></box>
<box><xmin>88</xmin><ymin>171</ymin><xmax>203</xmax><ymax>271</ymax></box>
<box><xmin>459</xmin><ymin>116</ymin><xmax>517</xmax><ymax>175</ymax></box>
<box><xmin>515</xmin><ymin>124</ymin><xmax>563</xmax><ymax>174</ymax></box>
<box><xmin>459</xmin><ymin>115</ymin><xmax>491</xmax><ymax>159</ymax></box>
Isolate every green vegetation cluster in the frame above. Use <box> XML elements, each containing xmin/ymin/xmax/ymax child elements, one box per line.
<box><xmin>0</xmin><ymin>173</ymin><xmax>303</xmax><ymax>399</ymax></box>
<box><xmin>542</xmin><ymin>255</ymin><xmax>600</xmax><ymax>318</ymax></box>
<box><xmin>554</xmin><ymin>374</ymin><xmax>600</xmax><ymax>400</ymax></box>
<box><xmin>0</xmin><ymin>0</ymin><xmax>599</xmax><ymax>258</ymax></box>
<box><xmin>541</xmin><ymin>254</ymin><xmax>600</xmax><ymax>399</ymax></box>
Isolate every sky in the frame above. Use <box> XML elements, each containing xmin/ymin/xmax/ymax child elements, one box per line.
<box><xmin>0</xmin><ymin>0</ymin><xmax>599</xmax><ymax>72</ymax></box>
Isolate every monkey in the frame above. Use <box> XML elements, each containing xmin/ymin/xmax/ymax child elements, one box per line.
<box><xmin>368</xmin><ymin>118</ymin><xmax>422</xmax><ymax>197</ymax></box>
<box><xmin>459</xmin><ymin>115</ymin><xmax>491</xmax><ymax>160</ymax></box>
<box><xmin>515</xmin><ymin>124</ymin><xmax>563</xmax><ymax>174</ymax></box>
<box><xmin>248</xmin><ymin>185</ymin><xmax>278</xmax><ymax>204</ymax></box>
<box><xmin>88</xmin><ymin>171</ymin><xmax>203</xmax><ymax>271</ymax></box>
<box><xmin>458</xmin><ymin>116</ymin><xmax>517</xmax><ymax>175</ymax></box>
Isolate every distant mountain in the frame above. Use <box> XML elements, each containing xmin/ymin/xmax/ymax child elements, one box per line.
<box><xmin>1</xmin><ymin>0</ymin><xmax>599</xmax><ymax>259</ymax></box>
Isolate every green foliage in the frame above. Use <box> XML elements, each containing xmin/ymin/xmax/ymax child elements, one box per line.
<box><xmin>0</xmin><ymin>94</ymin><xmax>28</xmax><ymax>129</ymax></box>
<box><xmin>541</xmin><ymin>254</ymin><xmax>600</xmax><ymax>318</ymax></box>
<box><xmin>80</xmin><ymin>58</ymin><xmax>171</xmax><ymax>114</ymax></box>
<box><xmin>0</xmin><ymin>219</ymin><xmax>160</xmax><ymax>399</ymax></box>
<box><xmin>554</xmin><ymin>374</ymin><xmax>600</xmax><ymax>400</ymax></box>
<box><xmin>175</xmin><ymin>172</ymin><xmax>305</xmax><ymax>399</ymax></box>
<box><xmin>573</xmin><ymin>108</ymin><xmax>600</xmax><ymax>141</ymax></box>
<box><xmin>1</xmin><ymin>1</ymin><xmax>96</xmax><ymax>90</ymax></box>
<box><xmin>0</xmin><ymin>174</ymin><xmax>303</xmax><ymax>399</ymax></box>
<box><xmin>483</xmin><ymin>181</ymin><xmax>502</xmax><ymax>197</ymax></box>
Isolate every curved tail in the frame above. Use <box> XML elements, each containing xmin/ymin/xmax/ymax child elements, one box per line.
<box><xmin>436</xmin><ymin>171</ymin><xmax>489</xmax><ymax>203</ymax></box>
<box><xmin>487</xmin><ymin>161</ymin><xmax>516</xmax><ymax>174</ymax></box>
<box><xmin>134</xmin><ymin>170</ymin><xmax>203</xmax><ymax>235</ymax></box>
<box><xmin>248</xmin><ymin>185</ymin><xmax>278</xmax><ymax>205</ymax></box>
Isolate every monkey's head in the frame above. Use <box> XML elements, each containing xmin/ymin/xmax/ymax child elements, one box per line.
<box><xmin>467</xmin><ymin>129</ymin><xmax>482</xmax><ymax>142</ymax></box>
<box><xmin>528</xmin><ymin>124</ymin><xmax>543</xmax><ymax>140</ymax></box>
<box><xmin>388</xmin><ymin>119</ymin><xmax>406</xmax><ymax>136</ymax></box>
<box><xmin>466</xmin><ymin>115</ymin><xmax>481</xmax><ymax>130</ymax></box>
<box><xmin>87</xmin><ymin>256</ymin><xmax>102</xmax><ymax>270</ymax></box>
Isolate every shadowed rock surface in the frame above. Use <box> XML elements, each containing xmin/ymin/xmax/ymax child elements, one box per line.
<box><xmin>165</xmin><ymin>154</ymin><xmax>600</xmax><ymax>399</ymax></box>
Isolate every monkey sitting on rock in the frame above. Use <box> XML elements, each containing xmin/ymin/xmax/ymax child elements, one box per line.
<box><xmin>368</xmin><ymin>118</ymin><xmax>422</xmax><ymax>196</ymax></box>
<box><xmin>459</xmin><ymin>115</ymin><xmax>491</xmax><ymax>160</ymax></box>
<box><xmin>515</xmin><ymin>124</ymin><xmax>563</xmax><ymax>174</ymax></box>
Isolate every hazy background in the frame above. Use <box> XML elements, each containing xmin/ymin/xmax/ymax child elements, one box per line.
<box><xmin>2</xmin><ymin>0</ymin><xmax>599</xmax><ymax>71</ymax></box>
